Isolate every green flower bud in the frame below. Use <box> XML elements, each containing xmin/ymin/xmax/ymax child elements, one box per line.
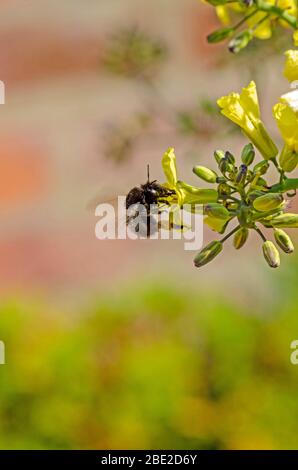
<box><xmin>256</xmin><ymin>177</ymin><xmax>267</xmax><ymax>187</ymax></box>
<box><xmin>228</xmin><ymin>30</ymin><xmax>253</xmax><ymax>54</ymax></box>
<box><xmin>216</xmin><ymin>177</ymin><xmax>227</xmax><ymax>184</ymax></box>
<box><xmin>273</xmin><ymin>229</ymin><xmax>294</xmax><ymax>254</ymax></box>
<box><xmin>253</xmin><ymin>160</ymin><xmax>270</xmax><ymax>175</ymax></box>
<box><xmin>247</xmin><ymin>190</ymin><xmax>266</xmax><ymax>203</ymax></box>
<box><xmin>217</xmin><ymin>182</ymin><xmax>231</xmax><ymax>196</ymax></box>
<box><xmin>193</xmin><ymin>165</ymin><xmax>217</xmax><ymax>183</ymax></box>
<box><xmin>279</xmin><ymin>146</ymin><xmax>298</xmax><ymax>173</ymax></box>
<box><xmin>214</xmin><ymin>149</ymin><xmax>225</xmax><ymax>164</ymax></box>
<box><xmin>262</xmin><ymin>241</ymin><xmax>280</xmax><ymax>268</ymax></box>
<box><xmin>225</xmin><ymin>151</ymin><xmax>235</xmax><ymax>165</ymax></box>
<box><xmin>194</xmin><ymin>240</ymin><xmax>223</xmax><ymax>268</ymax></box>
<box><xmin>233</xmin><ymin>227</ymin><xmax>249</xmax><ymax>249</ymax></box>
<box><xmin>207</xmin><ymin>27</ymin><xmax>234</xmax><ymax>44</ymax></box>
<box><xmin>264</xmin><ymin>213</ymin><xmax>298</xmax><ymax>228</ymax></box>
<box><xmin>226</xmin><ymin>202</ymin><xmax>238</xmax><ymax>210</ymax></box>
<box><xmin>253</xmin><ymin>193</ymin><xmax>284</xmax><ymax>212</ymax></box>
<box><xmin>236</xmin><ymin>164</ymin><xmax>248</xmax><ymax>184</ymax></box>
<box><xmin>204</xmin><ymin>203</ymin><xmax>230</xmax><ymax>219</ymax></box>
<box><xmin>219</xmin><ymin>159</ymin><xmax>234</xmax><ymax>174</ymax></box>
<box><xmin>204</xmin><ymin>215</ymin><xmax>229</xmax><ymax>233</ymax></box>
<box><xmin>241</xmin><ymin>143</ymin><xmax>255</xmax><ymax>166</ymax></box>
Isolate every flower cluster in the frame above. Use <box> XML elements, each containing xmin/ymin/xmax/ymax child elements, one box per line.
<box><xmin>204</xmin><ymin>0</ymin><xmax>298</xmax><ymax>53</ymax></box>
<box><xmin>158</xmin><ymin>51</ymin><xmax>298</xmax><ymax>268</ymax></box>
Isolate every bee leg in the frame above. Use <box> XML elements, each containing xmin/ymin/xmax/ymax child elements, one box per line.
<box><xmin>287</xmin><ymin>189</ymin><xmax>297</xmax><ymax>198</ymax></box>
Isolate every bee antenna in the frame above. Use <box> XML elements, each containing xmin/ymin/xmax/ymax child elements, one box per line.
<box><xmin>147</xmin><ymin>164</ymin><xmax>150</xmax><ymax>183</ymax></box>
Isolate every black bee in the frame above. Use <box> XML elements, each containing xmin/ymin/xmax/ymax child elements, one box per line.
<box><xmin>126</xmin><ymin>165</ymin><xmax>175</xmax><ymax>237</ymax></box>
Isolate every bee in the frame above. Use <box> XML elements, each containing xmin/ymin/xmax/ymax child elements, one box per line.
<box><xmin>125</xmin><ymin>165</ymin><xmax>175</xmax><ymax>237</ymax></box>
<box><xmin>89</xmin><ymin>165</ymin><xmax>175</xmax><ymax>238</ymax></box>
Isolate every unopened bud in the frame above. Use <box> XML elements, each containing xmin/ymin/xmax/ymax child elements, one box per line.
<box><xmin>217</xmin><ymin>182</ymin><xmax>231</xmax><ymax>196</ymax></box>
<box><xmin>207</xmin><ymin>27</ymin><xmax>234</xmax><ymax>44</ymax></box>
<box><xmin>273</xmin><ymin>228</ymin><xmax>294</xmax><ymax>254</ymax></box>
<box><xmin>229</xmin><ymin>30</ymin><xmax>253</xmax><ymax>54</ymax></box>
<box><xmin>265</xmin><ymin>213</ymin><xmax>298</xmax><ymax>228</ymax></box>
<box><xmin>241</xmin><ymin>143</ymin><xmax>255</xmax><ymax>166</ymax></box>
<box><xmin>279</xmin><ymin>146</ymin><xmax>298</xmax><ymax>173</ymax></box>
<box><xmin>247</xmin><ymin>190</ymin><xmax>266</xmax><ymax>203</ymax></box>
<box><xmin>193</xmin><ymin>165</ymin><xmax>217</xmax><ymax>183</ymax></box>
<box><xmin>253</xmin><ymin>193</ymin><xmax>284</xmax><ymax>212</ymax></box>
<box><xmin>236</xmin><ymin>164</ymin><xmax>248</xmax><ymax>184</ymax></box>
<box><xmin>253</xmin><ymin>160</ymin><xmax>270</xmax><ymax>175</ymax></box>
<box><xmin>219</xmin><ymin>159</ymin><xmax>234</xmax><ymax>174</ymax></box>
<box><xmin>256</xmin><ymin>177</ymin><xmax>267</xmax><ymax>187</ymax></box>
<box><xmin>214</xmin><ymin>149</ymin><xmax>225</xmax><ymax>164</ymax></box>
<box><xmin>225</xmin><ymin>151</ymin><xmax>235</xmax><ymax>165</ymax></box>
<box><xmin>204</xmin><ymin>203</ymin><xmax>230</xmax><ymax>219</ymax></box>
<box><xmin>262</xmin><ymin>240</ymin><xmax>280</xmax><ymax>268</ymax></box>
<box><xmin>233</xmin><ymin>227</ymin><xmax>249</xmax><ymax>249</ymax></box>
<box><xmin>194</xmin><ymin>240</ymin><xmax>223</xmax><ymax>268</ymax></box>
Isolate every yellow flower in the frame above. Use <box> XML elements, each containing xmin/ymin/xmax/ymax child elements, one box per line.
<box><xmin>162</xmin><ymin>147</ymin><xmax>178</xmax><ymax>188</ymax></box>
<box><xmin>213</xmin><ymin>0</ymin><xmax>297</xmax><ymax>40</ymax></box>
<box><xmin>277</xmin><ymin>0</ymin><xmax>297</xmax><ymax>28</ymax></box>
<box><xmin>294</xmin><ymin>30</ymin><xmax>298</xmax><ymax>46</ymax></box>
<box><xmin>162</xmin><ymin>148</ymin><xmax>217</xmax><ymax>206</ymax></box>
<box><xmin>273</xmin><ymin>92</ymin><xmax>298</xmax><ymax>153</ymax></box>
<box><xmin>284</xmin><ymin>50</ymin><xmax>298</xmax><ymax>82</ymax></box>
<box><xmin>246</xmin><ymin>10</ymin><xmax>272</xmax><ymax>39</ymax></box>
<box><xmin>217</xmin><ymin>81</ymin><xmax>278</xmax><ymax>159</ymax></box>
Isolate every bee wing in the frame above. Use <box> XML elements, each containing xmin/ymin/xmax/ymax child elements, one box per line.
<box><xmin>89</xmin><ymin>191</ymin><xmax>128</xmax><ymax>230</ymax></box>
<box><xmin>86</xmin><ymin>191</ymin><xmax>124</xmax><ymax>212</ymax></box>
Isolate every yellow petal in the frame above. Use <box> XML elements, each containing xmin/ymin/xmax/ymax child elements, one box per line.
<box><xmin>273</xmin><ymin>102</ymin><xmax>298</xmax><ymax>152</ymax></box>
<box><xmin>216</xmin><ymin>6</ymin><xmax>230</xmax><ymax>26</ymax></box>
<box><xmin>284</xmin><ymin>50</ymin><xmax>298</xmax><ymax>82</ymax></box>
<box><xmin>162</xmin><ymin>147</ymin><xmax>178</xmax><ymax>188</ymax></box>
<box><xmin>293</xmin><ymin>30</ymin><xmax>298</xmax><ymax>46</ymax></box>
<box><xmin>246</xmin><ymin>11</ymin><xmax>272</xmax><ymax>39</ymax></box>
<box><xmin>239</xmin><ymin>81</ymin><xmax>260</xmax><ymax>121</ymax></box>
<box><xmin>278</xmin><ymin>0</ymin><xmax>297</xmax><ymax>28</ymax></box>
<box><xmin>217</xmin><ymin>93</ymin><xmax>248</xmax><ymax>128</ymax></box>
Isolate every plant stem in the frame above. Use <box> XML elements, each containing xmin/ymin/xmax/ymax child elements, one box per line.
<box><xmin>256</xmin><ymin>0</ymin><xmax>298</xmax><ymax>28</ymax></box>
<box><xmin>220</xmin><ymin>224</ymin><xmax>241</xmax><ymax>243</ymax></box>
<box><xmin>269</xmin><ymin>178</ymin><xmax>298</xmax><ymax>193</ymax></box>
<box><xmin>233</xmin><ymin>8</ymin><xmax>259</xmax><ymax>30</ymax></box>
<box><xmin>254</xmin><ymin>225</ymin><xmax>267</xmax><ymax>242</ymax></box>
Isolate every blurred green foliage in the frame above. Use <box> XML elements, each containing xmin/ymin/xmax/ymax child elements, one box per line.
<box><xmin>102</xmin><ymin>28</ymin><xmax>167</xmax><ymax>81</ymax></box>
<box><xmin>1</xmin><ymin>278</ymin><xmax>298</xmax><ymax>449</ymax></box>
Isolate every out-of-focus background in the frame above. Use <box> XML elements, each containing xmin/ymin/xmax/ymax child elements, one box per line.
<box><xmin>0</xmin><ymin>0</ymin><xmax>298</xmax><ymax>449</ymax></box>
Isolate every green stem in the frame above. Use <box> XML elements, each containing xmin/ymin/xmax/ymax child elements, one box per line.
<box><xmin>220</xmin><ymin>224</ymin><xmax>241</xmax><ymax>243</ymax></box>
<box><xmin>253</xmin><ymin>208</ymin><xmax>282</xmax><ymax>220</ymax></box>
<box><xmin>256</xmin><ymin>0</ymin><xmax>298</xmax><ymax>28</ymax></box>
<box><xmin>233</xmin><ymin>8</ymin><xmax>259</xmax><ymax>30</ymax></box>
<box><xmin>269</xmin><ymin>178</ymin><xmax>298</xmax><ymax>193</ymax></box>
<box><xmin>254</xmin><ymin>225</ymin><xmax>267</xmax><ymax>242</ymax></box>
